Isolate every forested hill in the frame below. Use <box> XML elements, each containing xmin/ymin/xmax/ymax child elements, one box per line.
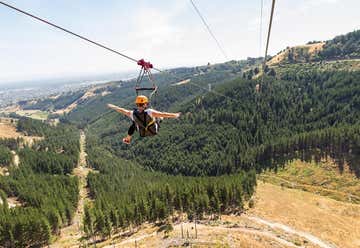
<box><xmin>65</xmin><ymin>58</ymin><xmax>261</xmax><ymax>124</ymax></box>
<box><xmin>1</xmin><ymin>30</ymin><xmax>359</xmax><ymax>246</ymax></box>
<box><xmin>319</xmin><ymin>29</ymin><xmax>360</xmax><ymax>60</ymax></box>
<box><xmin>66</xmin><ymin>30</ymin><xmax>360</xmax><ymax>179</ymax></box>
<box><xmin>87</xmin><ymin>69</ymin><xmax>360</xmax><ymax>177</ymax></box>
<box><xmin>268</xmin><ymin>29</ymin><xmax>360</xmax><ymax>65</ymax></box>
<box><xmin>44</xmin><ymin>29</ymin><xmax>360</xmax><ymax>126</ymax></box>
<box><xmin>77</xmin><ymin>53</ymin><xmax>360</xmax><ymax>241</ymax></box>
<box><xmin>0</xmin><ymin>118</ymin><xmax>80</xmax><ymax>246</ymax></box>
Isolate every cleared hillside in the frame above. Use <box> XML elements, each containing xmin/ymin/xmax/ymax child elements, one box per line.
<box><xmin>260</xmin><ymin>160</ymin><xmax>360</xmax><ymax>204</ymax></box>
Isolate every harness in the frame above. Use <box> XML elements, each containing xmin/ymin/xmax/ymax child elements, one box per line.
<box><xmin>132</xmin><ymin>109</ymin><xmax>158</xmax><ymax>137</ymax></box>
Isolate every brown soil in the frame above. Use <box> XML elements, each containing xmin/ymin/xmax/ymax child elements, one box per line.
<box><xmin>0</xmin><ymin>123</ymin><xmax>20</xmax><ymax>138</ymax></box>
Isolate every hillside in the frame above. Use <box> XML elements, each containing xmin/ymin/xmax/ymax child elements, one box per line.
<box><xmin>87</xmin><ymin>69</ymin><xmax>360</xmax><ymax>177</ymax></box>
<box><xmin>67</xmin><ymin>30</ymin><xmax>360</xmax><ymax>247</ymax></box>
<box><xmin>1</xmin><ymin>29</ymin><xmax>360</xmax><ymax>247</ymax></box>
<box><xmin>1</xmin><ymin>58</ymin><xmax>260</xmax><ymax>126</ymax></box>
<box><xmin>261</xmin><ymin>160</ymin><xmax>360</xmax><ymax>204</ymax></box>
<box><xmin>268</xmin><ymin>30</ymin><xmax>360</xmax><ymax>65</ymax></box>
<box><xmin>77</xmin><ymin>179</ymin><xmax>360</xmax><ymax>248</ymax></box>
<box><xmin>268</xmin><ymin>42</ymin><xmax>325</xmax><ymax>65</ymax></box>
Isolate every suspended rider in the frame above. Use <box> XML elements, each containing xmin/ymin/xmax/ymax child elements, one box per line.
<box><xmin>107</xmin><ymin>95</ymin><xmax>181</xmax><ymax>144</ymax></box>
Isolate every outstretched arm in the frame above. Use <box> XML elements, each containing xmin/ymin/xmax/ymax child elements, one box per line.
<box><xmin>150</xmin><ymin>109</ymin><xmax>181</xmax><ymax>119</ymax></box>
<box><xmin>107</xmin><ymin>104</ymin><xmax>132</xmax><ymax>118</ymax></box>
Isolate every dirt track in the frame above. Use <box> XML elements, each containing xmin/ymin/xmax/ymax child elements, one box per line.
<box><xmin>51</xmin><ymin>131</ymin><xmax>94</xmax><ymax>248</ymax></box>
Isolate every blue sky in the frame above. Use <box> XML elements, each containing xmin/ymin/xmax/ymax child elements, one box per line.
<box><xmin>0</xmin><ymin>0</ymin><xmax>359</xmax><ymax>83</ymax></box>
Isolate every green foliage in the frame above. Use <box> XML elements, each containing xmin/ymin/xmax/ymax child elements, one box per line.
<box><xmin>0</xmin><ymin>207</ymin><xmax>52</xmax><ymax>247</ymax></box>
<box><xmin>19</xmin><ymin>148</ymin><xmax>75</xmax><ymax>174</ymax></box>
<box><xmin>0</xmin><ymin>138</ymin><xmax>20</xmax><ymax>151</ymax></box>
<box><xmin>16</xmin><ymin>117</ymin><xmax>48</xmax><ymax>136</ymax></box>
<box><xmin>0</xmin><ymin>119</ymin><xmax>80</xmax><ymax>246</ymax></box>
<box><xmin>21</xmin><ymin>91</ymin><xmax>84</xmax><ymax>111</ymax></box>
<box><xmin>318</xmin><ymin>30</ymin><xmax>360</xmax><ymax>60</ymax></box>
<box><xmin>89</xmin><ymin>70</ymin><xmax>360</xmax><ymax>178</ymax></box>
<box><xmin>82</xmin><ymin>143</ymin><xmax>254</xmax><ymax>239</ymax></box>
<box><xmin>65</xmin><ymin>58</ymin><xmax>262</xmax><ymax>125</ymax></box>
<box><xmin>0</xmin><ymin>145</ymin><xmax>12</xmax><ymax>167</ymax></box>
<box><xmin>1</xmin><ymin>30</ymin><xmax>358</xmax><ymax>244</ymax></box>
<box><xmin>0</xmin><ymin>168</ymin><xmax>78</xmax><ymax>247</ymax></box>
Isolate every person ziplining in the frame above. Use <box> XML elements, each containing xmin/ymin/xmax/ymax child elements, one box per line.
<box><xmin>107</xmin><ymin>95</ymin><xmax>181</xmax><ymax>144</ymax></box>
<box><xmin>107</xmin><ymin>58</ymin><xmax>181</xmax><ymax>144</ymax></box>
<box><xmin>0</xmin><ymin>0</ymin><xmax>277</xmax><ymax>137</ymax></box>
<box><xmin>0</xmin><ymin>1</ymin><xmax>183</xmax><ymax>145</ymax></box>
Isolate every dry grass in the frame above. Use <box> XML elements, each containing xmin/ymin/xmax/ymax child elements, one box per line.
<box><xmin>248</xmin><ymin>182</ymin><xmax>360</xmax><ymax>248</ymax></box>
<box><xmin>308</xmin><ymin>42</ymin><xmax>325</xmax><ymax>54</ymax></box>
<box><xmin>267</xmin><ymin>42</ymin><xmax>325</xmax><ymax>65</ymax></box>
<box><xmin>6</xmin><ymin>197</ymin><xmax>22</xmax><ymax>208</ymax></box>
<box><xmin>0</xmin><ymin>196</ymin><xmax>22</xmax><ymax>208</ymax></box>
<box><xmin>15</xmin><ymin>110</ymin><xmax>49</xmax><ymax>120</ymax></box>
<box><xmin>260</xmin><ymin>160</ymin><xmax>360</xmax><ymax>204</ymax></box>
<box><xmin>0</xmin><ymin>167</ymin><xmax>9</xmax><ymax>176</ymax></box>
<box><xmin>0</xmin><ymin>123</ymin><xmax>20</xmax><ymax>138</ymax></box>
<box><xmin>0</xmin><ymin>123</ymin><xmax>43</xmax><ymax>148</ymax></box>
<box><xmin>54</xmin><ymin>86</ymin><xmax>103</xmax><ymax>115</ymax></box>
<box><xmin>0</xmin><ymin>105</ymin><xmax>21</xmax><ymax>113</ymax></box>
<box><xmin>172</xmin><ymin>79</ymin><xmax>191</xmax><ymax>86</ymax></box>
<box><xmin>97</xmin><ymin>222</ymin><xmax>302</xmax><ymax>248</ymax></box>
<box><xmin>101</xmin><ymin>91</ymin><xmax>112</xmax><ymax>96</ymax></box>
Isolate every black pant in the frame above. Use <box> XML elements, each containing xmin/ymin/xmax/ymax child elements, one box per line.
<box><xmin>128</xmin><ymin>121</ymin><xmax>136</xmax><ymax>135</ymax></box>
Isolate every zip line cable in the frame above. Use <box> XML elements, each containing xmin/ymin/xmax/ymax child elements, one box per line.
<box><xmin>189</xmin><ymin>0</ymin><xmax>228</xmax><ymax>60</ymax></box>
<box><xmin>261</xmin><ymin>0</ymin><xmax>276</xmax><ymax>83</ymax></box>
<box><xmin>0</xmin><ymin>1</ymin><xmax>155</xmax><ymax>70</ymax></box>
<box><xmin>259</xmin><ymin>0</ymin><xmax>263</xmax><ymax>57</ymax></box>
<box><xmin>0</xmin><ymin>1</ymin><xmax>246</xmax><ymax>104</ymax></box>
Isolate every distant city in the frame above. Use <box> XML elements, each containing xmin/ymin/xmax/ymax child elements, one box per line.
<box><xmin>0</xmin><ymin>71</ymin><xmax>137</xmax><ymax>108</ymax></box>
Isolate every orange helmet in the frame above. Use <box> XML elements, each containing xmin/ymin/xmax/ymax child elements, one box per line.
<box><xmin>135</xmin><ymin>95</ymin><xmax>149</xmax><ymax>104</ymax></box>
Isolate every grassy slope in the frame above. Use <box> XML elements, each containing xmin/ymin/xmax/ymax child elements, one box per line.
<box><xmin>260</xmin><ymin>160</ymin><xmax>360</xmax><ymax>204</ymax></box>
<box><xmin>248</xmin><ymin>182</ymin><xmax>360</xmax><ymax>248</ymax></box>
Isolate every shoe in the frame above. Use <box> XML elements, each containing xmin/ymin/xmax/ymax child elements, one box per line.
<box><xmin>122</xmin><ymin>137</ymin><xmax>131</xmax><ymax>144</ymax></box>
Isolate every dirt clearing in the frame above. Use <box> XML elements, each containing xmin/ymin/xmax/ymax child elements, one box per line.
<box><xmin>0</xmin><ymin>123</ymin><xmax>20</xmax><ymax>138</ymax></box>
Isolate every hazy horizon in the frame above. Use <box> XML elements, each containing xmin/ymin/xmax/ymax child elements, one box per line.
<box><xmin>1</xmin><ymin>0</ymin><xmax>359</xmax><ymax>83</ymax></box>
<box><xmin>0</xmin><ymin>70</ymin><xmax>139</xmax><ymax>88</ymax></box>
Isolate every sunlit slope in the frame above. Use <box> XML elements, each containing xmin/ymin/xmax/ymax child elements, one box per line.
<box><xmin>260</xmin><ymin>160</ymin><xmax>360</xmax><ymax>204</ymax></box>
